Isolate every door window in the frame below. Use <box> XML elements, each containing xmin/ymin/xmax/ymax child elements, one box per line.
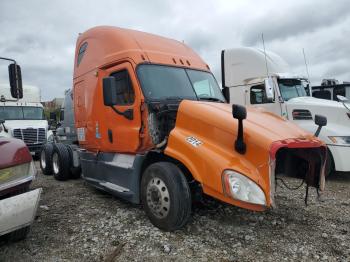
<box><xmin>250</xmin><ymin>84</ymin><xmax>273</xmax><ymax>104</ymax></box>
<box><xmin>110</xmin><ymin>70</ymin><xmax>135</xmax><ymax>105</ymax></box>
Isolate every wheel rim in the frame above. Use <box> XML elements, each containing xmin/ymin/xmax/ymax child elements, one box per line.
<box><xmin>146</xmin><ymin>177</ymin><xmax>170</xmax><ymax>218</ymax></box>
<box><xmin>52</xmin><ymin>153</ymin><xmax>59</xmax><ymax>174</ymax></box>
<box><xmin>40</xmin><ymin>150</ymin><xmax>46</xmax><ymax>169</ymax></box>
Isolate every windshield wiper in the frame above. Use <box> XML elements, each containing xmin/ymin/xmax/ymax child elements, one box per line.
<box><xmin>198</xmin><ymin>97</ymin><xmax>225</xmax><ymax>103</ymax></box>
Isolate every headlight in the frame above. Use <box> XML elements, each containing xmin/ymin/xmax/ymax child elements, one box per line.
<box><xmin>328</xmin><ymin>136</ymin><xmax>350</xmax><ymax>145</ymax></box>
<box><xmin>222</xmin><ymin>170</ymin><xmax>266</xmax><ymax>206</ymax></box>
<box><xmin>0</xmin><ymin>161</ymin><xmax>36</xmax><ymax>187</ymax></box>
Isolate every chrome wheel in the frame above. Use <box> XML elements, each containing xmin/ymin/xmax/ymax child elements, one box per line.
<box><xmin>52</xmin><ymin>153</ymin><xmax>59</xmax><ymax>174</ymax></box>
<box><xmin>146</xmin><ymin>177</ymin><xmax>170</xmax><ymax>219</ymax></box>
<box><xmin>40</xmin><ymin>150</ymin><xmax>46</xmax><ymax>169</ymax></box>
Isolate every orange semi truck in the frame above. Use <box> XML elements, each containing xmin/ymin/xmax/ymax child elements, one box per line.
<box><xmin>40</xmin><ymin>26</ymin><xmax>327</xmax><ymax>231</ymax></box>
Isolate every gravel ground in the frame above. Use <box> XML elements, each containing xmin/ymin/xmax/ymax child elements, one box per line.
<box><xmin>1</xmin><ymin>161</ymin><xmax>349</xmax><ymax>262</ymax></box>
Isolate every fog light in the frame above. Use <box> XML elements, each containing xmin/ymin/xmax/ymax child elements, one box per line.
<box><xmin>222</xmin><ymin>170</ymin><xmax>266</xmax><ymax>206</ymax></box>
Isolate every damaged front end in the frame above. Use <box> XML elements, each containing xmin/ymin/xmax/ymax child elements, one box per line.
<box><xmin>269</xmin><ymin>139</ymin><xmax>327</xmax><ymax>207</ymax></box>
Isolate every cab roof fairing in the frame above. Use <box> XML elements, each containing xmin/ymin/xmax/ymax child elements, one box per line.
<box><xmin>73</xmin><ymin>26</ymin><xmax>209</xmax><ymax>79</ymax></box>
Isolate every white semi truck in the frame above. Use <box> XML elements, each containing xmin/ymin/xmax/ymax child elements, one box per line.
<box><xmin>0</xmin><ymin>83</ymin><xmax>52</xmax><ymax>157</ymax></box>
<box><xmin>221</xmin><ymin>47</ymin><xmax>350</xmax><ymax>174</ymax></box>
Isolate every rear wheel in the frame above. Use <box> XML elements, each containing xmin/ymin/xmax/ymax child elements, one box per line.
<box><xmin>66</xmin><ymin>145</ymin><xmax>81</xmax><ymax>179</ymax></box>
<box><xmin>40</xmin><ymin>144</ymin><xmax>54</xmax><ymax>176</ymax></box>
<box><xmin>141</xmin><ymin>162</ymin><xmax>191</xmax><ymax>231</ymax></box>
<box><xmin>52</xmin><ymin>143</ymin><xmax>71</xmax><ymax>181</ymax></box>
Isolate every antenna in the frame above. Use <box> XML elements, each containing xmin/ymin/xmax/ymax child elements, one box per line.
<box><xmin>302</xmin><ymin>48</ymin><xmax>311</xmax><ymax>85</ymax></box>
<box><xmin>261</xmin><ymin>33</ymin><xmax>269</xmax><ymax>77</ymax></box>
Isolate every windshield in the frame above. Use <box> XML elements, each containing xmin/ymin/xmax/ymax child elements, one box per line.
<box><xmin>0</xmin><ymin>106</ymin><xmax>44</xmax><ymax>120</ymax></box>
<box><xmin>137</xmin><ymin>64</ymin><xmax>225</xmax><ymax>102</ymax></box>
<box><xmin>278</xmin><ymin>79</ymin><xmax>307</xmax><ymax>101</ymax></box>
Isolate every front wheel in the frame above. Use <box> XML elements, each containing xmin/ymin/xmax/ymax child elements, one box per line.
<box><xmin>325</xmin><ymin>149</ymin><xmax>335</xmax><ymax>178</ymax></box>
<box><xmin>40</xmin><ymin>143</ymin><xmax>54</xmax><ymax>175</ymax></box>
<box><xmin>141</xmin><ymin>162</ymin><xmax>191</xmax><ymax>231</ymax></box>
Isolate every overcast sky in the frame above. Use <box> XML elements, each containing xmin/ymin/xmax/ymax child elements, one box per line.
<box><xmin>0</xmin><ymin>0</ymin><xmax>349</xmax><ymax>100</ymax></box>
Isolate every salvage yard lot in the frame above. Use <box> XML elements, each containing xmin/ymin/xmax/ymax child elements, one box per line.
<box><xmin>1</xmin><ymin>162</ymin><xmax>350</xmax><ymax>262</ymax></box>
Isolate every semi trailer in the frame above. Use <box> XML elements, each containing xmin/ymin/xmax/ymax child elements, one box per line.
<box><xmin>40</xmin><ymin>27</ymin><xmax>327</xmax><ymax>231</ymax></box>
<box><xmin>221</xmin><ymin>47</ymin><xmax>350</xmax><ymax>175</ymax></box>
<box><xmin>0</xmin><ymin>57</ymin><xmax>41</xmax><ymax>241</ymax></box>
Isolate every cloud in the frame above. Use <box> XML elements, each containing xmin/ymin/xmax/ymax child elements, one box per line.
<box><xmin>0</xmin><ymin>0</ymin><xmax>349</xmax><ymax>100</ymax></box>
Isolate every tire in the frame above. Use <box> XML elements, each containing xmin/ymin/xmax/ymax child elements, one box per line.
<box><xmin>8</xmin><ymin>226</ymin><xmax>31</xmax><ymax>242</ymax></box>
<box><xmin>325</xmin><ymin>149</ymin><xmax>335</xmax><ymax>178</ymax></box>
<box><xmin>141</xmin><ymin>162</ymin><xmax>191</xmax><ymax>231</ymax></box>
<box><xmin>52</xmin><ymin>143</ymin><xmax>71</xmax><ymax>181</ymax></box>
<box><xmin>40</xmin><ymin>144</ymin><xmax>54</xmax><ymax>176</ymax></box>
<box><xmin>66</xmin><ymin>145</ymin><xmax>81</xmax><ymax>179</ymax></box>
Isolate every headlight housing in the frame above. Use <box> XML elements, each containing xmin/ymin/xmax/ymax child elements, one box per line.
<box><xmin>328</xmin><ymin>136</ymin><xmax>350</xmax><ymax>145</ymax></box>
<box><xmin>222</xmin><ymin>170</ymin><xmax>266</xmax><ymax>206</ymax></box>
<box><xmin>0</xmin><ymin>161</ymin><xmax>36</xmax><ymax>190</ymax></box>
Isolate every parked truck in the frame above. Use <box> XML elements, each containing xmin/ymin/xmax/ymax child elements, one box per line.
<box><xmin>221</xmin><ymin>47</ymin><xmax>350</xmax><ymax>175</ymax></box>
<box><xmin>0</xmin><ymin>82</ymin><xmax>52</xmax><ymax>157</ymax></box>
<box><xmin>312</xmin><ymin>79</ymin><xmax>350</xmax><ymax>102</ymax></box>
<box><xmin>40</xmin><ymin>27</ymin><xmax>327</xmax><ymax>231</ymax></box>
<box><xmin>0</xmin><ymin>57</ymin><xmax>41</xmax><ymax>241</ymax></box>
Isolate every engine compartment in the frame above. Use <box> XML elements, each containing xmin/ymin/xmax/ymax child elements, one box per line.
<box><xmin>275</xmin><ymin>147</ymin><xmax>326</xmax><ymax>189</ymax></box>
<box><xmin>147</xmin><ymin>101</ymin><xmax>180</xmax><ymax>145</ymax></box>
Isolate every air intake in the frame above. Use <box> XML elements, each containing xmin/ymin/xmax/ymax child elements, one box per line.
<box><xmin>292</xmin><ymin>109</ymin><xmax>312</xmax><ymax>120</ymax></box>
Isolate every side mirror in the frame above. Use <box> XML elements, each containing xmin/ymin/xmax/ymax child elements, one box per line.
<box><xmin>264</xmin><ymin>77</ymin><xmax>275</xmax><ymax>101</ymax></box>
<box><xmin>337</xmin><ymin>95</ymin><xmax>348</xmax><ymax>103</ymax></box>
<box><xmin>8</xmin><ymin>63</ymin><xmax>23</xmax><ymax>99</ymax></box>
<box><xmin>102</xmin><ymin>76</ymin><xmax>133</xmax><ymax>120</ymax></box>
<box><xmin>103</xmin><ymin>77</ymin><xmax>118</xmax><ymax>106</ymax></box>
<box><xmin>232</xmin><ymin>104</ymin><xmax>247</xmax><ymax>154</ymax></box>
<box><xmin>314</xmin><ymin>114</ymin><xmax>327</xmax><ymax>137</ymax></box>
<box><xmin>0</xmin><ymin>119</ymin><xmax>4</xmax><ymax>125</ymax></box>
<box><xmin>50</xmin><ymin>112</ymin><xmax>57</xmax><ymax>121</ymax></box>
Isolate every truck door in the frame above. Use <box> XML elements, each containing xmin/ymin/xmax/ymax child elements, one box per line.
<box><xmin>100</xmin><ymin>63</ymin><xmax>142</xmax><ymax>153</ymax></box>
<box><xmin>248</xmin><ymin>83</ymin><xmax>283</xmax><ymax>116</ymax></box>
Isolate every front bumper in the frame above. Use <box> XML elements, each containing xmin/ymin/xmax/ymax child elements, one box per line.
<box><xmin>328</xmin><ymin>144</ymin><xmax>350</xmax><ymax>172</ymax></box>
<box><xmin>0</xmin><ymin>188</ymin><xmax>41</xmax><ymax>236</ymax></box>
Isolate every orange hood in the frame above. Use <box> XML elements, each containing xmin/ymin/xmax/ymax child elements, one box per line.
<box><xmin>165</xmin><ymin>100</ymin><xmax>325</xmax><ymax>210</ymax></box>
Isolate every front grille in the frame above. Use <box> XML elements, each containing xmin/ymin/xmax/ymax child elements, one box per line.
<box><xmin>13</xmin><ymin>128</ymin><xmax>46</xmax><ymax>145</ymax></box>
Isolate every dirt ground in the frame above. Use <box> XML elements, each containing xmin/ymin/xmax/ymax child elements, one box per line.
<box><xmin>1</xmin><ymin>161</ymin><xmax>349</xmax><ymax>262</ymax></box>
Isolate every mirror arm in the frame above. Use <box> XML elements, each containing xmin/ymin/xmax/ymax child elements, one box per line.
<box><xmin>314</xmin><ymin>126</ymin><xmax>322</xmax><ymax>137</ymax></box>
<box><xmin>1</xmin><ymin>123</ymin><xmax>8</xmax><ymax>133</ymax></box>
<box><xmin>235</xmin><ymin>119</ymin><xmax>246</xmax><ymax>154</ymax></box>
<box><xmin>110</xmin><ymin>106</ymin><xmax>133</xmax><ymax>120</ymax></box>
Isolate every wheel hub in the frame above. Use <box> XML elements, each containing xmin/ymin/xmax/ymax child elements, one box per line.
<box><xmin>146</xmin><ymin>178</ymin><xmax>170</xmax><ymax>219</ymax></box>
<box><xmin>52</xmin><ymin>153</ymin><xmax>59</xmax><ymax>174</ymax></box>
<box><xmin>40</xmin><ymin>150</ymin><xmax>46</xmax><ymax>169</ymax></box>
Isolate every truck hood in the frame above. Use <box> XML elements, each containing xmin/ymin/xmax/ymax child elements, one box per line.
<box><xmin>286</xmin><ymin>96</ymin><xmax>350</xmax><ymax>126</ymax></box>
<box><xmin>169</xmin><ymin>100</ymin><xmax>320</xmax><ymax>155</ymax></box>
<box><xmin>184</xmin><ymin>101</ymin><xmax>314</xmax><ymax>144</ymax></box>
<box><xmin>165</xmin><ymin>100</ymin><xmax>325</xmax><ymax>208</ymax></box>
<box><xmin>2</xmin><ymin>120</ymin><xmax>48</xmax><ymax>131</ymax></box>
